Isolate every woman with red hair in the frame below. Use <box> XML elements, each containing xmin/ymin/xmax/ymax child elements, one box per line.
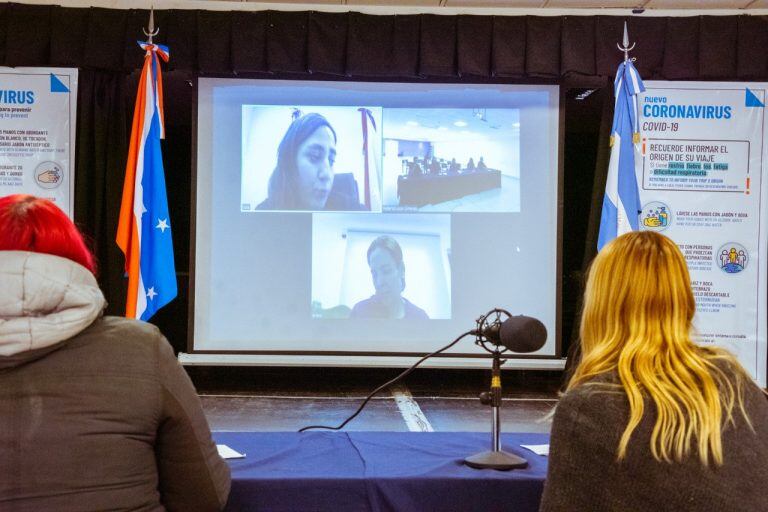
<box><xmin>0</xmin><ymin>194</ymin><xmax>230</xmax><ymax>511</ymax></box>
<box><xmin>0</xmin><ymin>193</ymin><xmax>96</xmax><ymax>271</ymax></box>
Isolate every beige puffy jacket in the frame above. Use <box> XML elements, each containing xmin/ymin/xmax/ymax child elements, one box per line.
<box><xmin>0</xmin><ymin>251</ymin><xmax>230</xmax><ymax>511</ymax></box>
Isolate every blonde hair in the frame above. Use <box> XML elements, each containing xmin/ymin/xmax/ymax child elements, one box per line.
<box><xmin>569</xmin><ymin>231</ymin><xmax>751</xmax><ymax>466</ymax></box>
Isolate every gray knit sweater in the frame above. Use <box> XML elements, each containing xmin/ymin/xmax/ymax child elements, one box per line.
<box><xmin>540</xmin><ymin>371</ymin><xmax>768</xmax><ymax>512</ymax></box>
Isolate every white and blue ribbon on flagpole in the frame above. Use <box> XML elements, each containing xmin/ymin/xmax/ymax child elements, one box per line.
<box><xmin>597</xmin><ymin>58</ymin><xmax>645</xmax><ymax>251</ymax></box>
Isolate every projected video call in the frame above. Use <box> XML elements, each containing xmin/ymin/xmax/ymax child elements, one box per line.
<box><xmin>195</xmin><ymin>79</ymin><xmax>559</xmax><ymax>359</ymax></box>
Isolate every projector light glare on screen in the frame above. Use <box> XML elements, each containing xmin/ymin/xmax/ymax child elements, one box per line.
<box><xmin>193</xmin><ymin>79</ymin><xmax>561</xmax><ymax>367</ymax></box>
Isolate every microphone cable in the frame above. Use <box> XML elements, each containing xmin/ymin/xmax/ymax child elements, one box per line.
<box><xmin>298</xmin><ymin>330</ymin><xmax>474</xmax><ymax>432</ymax></box>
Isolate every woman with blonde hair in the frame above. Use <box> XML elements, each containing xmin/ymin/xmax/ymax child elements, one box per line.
<box><xmin>540</xmin><ymin>231</ymin><xmax>768</xmax><ymax>511</ymax></box>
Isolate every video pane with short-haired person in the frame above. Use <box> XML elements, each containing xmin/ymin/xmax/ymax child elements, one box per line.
<box><xmin>241</xmin><ymin>106</ymin><xmax>383</xmax><ymax>212</ymax></box>
<box><xmin>382</xmin><ymin>108</ymin><xmax>520</xmax><ymax>213</ymax></box>
<box><xmin>312</xmin><ymin>214</ymin><xmax>451</xmax><ymax>320</ymax></box>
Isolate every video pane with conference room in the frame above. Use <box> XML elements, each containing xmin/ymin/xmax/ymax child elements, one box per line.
<box><xmin>382</xmin><ymin>109</ymin><xmax>520</xmax><ymax>213</ymax></box>
<box><xmin>194</xmin><ymin>79</ymin><xmax>560</xmax><ymax>363</ymax></box>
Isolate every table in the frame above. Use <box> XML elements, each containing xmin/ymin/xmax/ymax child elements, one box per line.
<box><xmin>397</xmin><ymin>170</ymin><xmax>502</xmax><ymax>206</ymax></box>
<box><xmin>214</xmin><ymin>431</ymin><xmax>549</xmax><ymax>512</ymax></box>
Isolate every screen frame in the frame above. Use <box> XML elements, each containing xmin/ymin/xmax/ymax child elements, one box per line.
<box><xmin>187</xmin><ymin>76</ymin><xmax>564</xmax><ymax>364</ymax></box>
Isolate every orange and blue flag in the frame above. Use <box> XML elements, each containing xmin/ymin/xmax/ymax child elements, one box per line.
<box><xmin>116</xmin><ymin>42</ymin><xmax>176</xmax><ymax>321</ymax></box>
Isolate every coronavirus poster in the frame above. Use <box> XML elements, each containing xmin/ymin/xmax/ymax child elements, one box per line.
<box><xmin>0</xmin><ymin>68</ymin><xmax>77</xmax><ymax>217</ymax></box>
<box><xmin>638</xmin><ymin>82</ymin><xmax>767</xmax><ymax>385</ymax></box>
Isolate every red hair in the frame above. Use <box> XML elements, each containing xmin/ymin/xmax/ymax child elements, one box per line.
<box><xmin>0</xmin><ymin>194</ymin><xmax>96</xmax><ymax>274</ymax></box>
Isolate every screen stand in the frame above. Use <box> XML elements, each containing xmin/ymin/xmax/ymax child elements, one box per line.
<box><xmin>464</xmin><ymin>350</ymin><xmax>528</xmax><ymax>471</ymax></box>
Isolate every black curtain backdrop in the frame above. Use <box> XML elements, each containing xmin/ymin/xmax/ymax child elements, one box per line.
<box><xmin>73</xmin><ymin>70</ymin><xmax>129</xmax><ymax>316</ymax></box>
<box><xmin>3</xmin><ymin>5</ymin><xmax>767</xmax><ymax>78</ymax></box>
<box><xmin>2</xmin><ymin>3</ymin><xmax>766</xmax><ymax>356</ymax></box>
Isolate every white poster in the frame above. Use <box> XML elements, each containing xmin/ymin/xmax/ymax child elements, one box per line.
<box><xmin>638</xmin><ymin>82</ymin><xmax>767</xmax><ymax>386</ymax></box>
<box><xmin>0</xmin><ymin>68</ymin><xmax>77</xmax><ymax>217</ymax></box>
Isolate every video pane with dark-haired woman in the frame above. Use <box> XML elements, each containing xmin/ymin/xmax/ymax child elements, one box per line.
<box><xmin>241</xmin><ymin>106</ymin><xmax>383</xmax><ymax>212</ymax></box>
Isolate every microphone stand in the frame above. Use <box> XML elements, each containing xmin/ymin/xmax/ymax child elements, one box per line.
<box><xmin>300</xmin><ymin>307</ymin><xmax>539</xmax><ymax>473</ymax></box>
<box><xmin>464</xmin><ymin>347</ymin><xmax>528</xmax><ymax>470</ymax></box>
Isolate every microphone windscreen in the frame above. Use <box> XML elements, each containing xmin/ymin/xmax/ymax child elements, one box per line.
<box><xmin>499</xmin><ymin>315</ymin><xmax>547</xmax><ymax>353</ymax></box>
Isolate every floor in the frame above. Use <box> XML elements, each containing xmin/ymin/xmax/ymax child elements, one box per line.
<box><xmin>193</xmin><ymin>366</ymin><xmax>561</xmax><ymax>434</ymax></box>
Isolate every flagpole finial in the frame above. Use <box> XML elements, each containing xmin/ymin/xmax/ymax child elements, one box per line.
<box><xmin>617</xmin><ymin>21</ymin><xmax>635</xmax><ymax>62</ymax></box>
<box><xmin>143</xmin><ymin>6</ymin><xmax>159</xmax><ymax>44</ymax></box>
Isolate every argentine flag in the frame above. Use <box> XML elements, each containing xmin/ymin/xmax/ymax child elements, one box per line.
<box><xmin>116</xmin><ymin>42</ymin><xmax>177</xmax><ymax>321</ymax></box>
<box><xmin>597</xmin><ymin>59</ymin><xmax>645</xmax><ymax>251</ymax></box>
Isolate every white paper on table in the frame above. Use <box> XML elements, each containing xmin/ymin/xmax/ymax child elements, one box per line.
<box><xmin>217</xmin><ymin>444</ymin><xmax>246</xmax><ymax>459</ymax></box>
<box><xmin>521</xmin><ymin>444</ymin><xmax>549</xmax><ymax>456</ymax></box>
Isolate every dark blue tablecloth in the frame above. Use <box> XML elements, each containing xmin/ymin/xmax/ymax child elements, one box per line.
<box><xmin>214</xmin><ymin>431</ymin><xmax>549</xmax><ymax>512</ymax></box>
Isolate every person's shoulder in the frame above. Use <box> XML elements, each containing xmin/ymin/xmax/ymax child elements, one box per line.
<box><xmin>325</xmin><ymin>193</ymin><xmax>366</xmax><ymax>211</ymax></box>
<box><xmin>72</xmin><ymin>316</ymin><xmax>168</xmax><ymax>358</ymax></box>
<box><xmin>403</xmin><ymin>299</ymin><xmax>429</xmax><ymax>319</ymax></box>
<box><xmin>708</xmin><ymin>355</ymin><xmax>768</xmax><ymax>412</ymax></box>
<box><xmin>560</xmin><ymin>372</ymin><xmax>623</xmax><ymax>400</ymax></box>
<box><xmin>354</xmin><ymin>296</ymin><xmax>374</xmax><ymax>307</ymax></box>
<box><xmin>326</xmin><ymin>177</ymin><xmax>367</xmax><ymax>211</ymax></box>
<box><xmin>42</xmin><ymin>316</ymin><xmax>173</xmax><ymax>383</ymax></box>
<box><xmin>255</xmin><ymin>197</ymin><xmax>274</xmax><ymax>210</ymax></box>
<box><xmin>344</xmin><ymin>201</ymin><xmax>367</xmax><ymax>211</ymax></box>
<box><xmin>351</xmin><ymin>296</ymin><xmax>375</xmax><ymax>316</ymax></box>
<box><xmin>554</xmin><ymin>377</ymin><xmax>626</xmax><ymax>425</ymax></box>
<box><xmin>86</xmin><ymin>315</ymin><xmax>162</xmax><ymax>338</ymax></box>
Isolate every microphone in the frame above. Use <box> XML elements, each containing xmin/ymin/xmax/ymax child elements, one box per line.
<box><xmin>473</xmin><ymin>315</ymin><xmax>547</xmax><ymax>353</ymax></box>
<box><xmin>464</xmin><ymin>312</ymin><xmax>548</xmax><ymax>470</ymax></box>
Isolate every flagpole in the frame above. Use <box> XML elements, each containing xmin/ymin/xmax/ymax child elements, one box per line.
<box><xmin>596</xmin><ymin>21</ymin><xmax>645</xmax><ymax>252</ymax></box>
<box><xmin>617</xmin><ymin>21</ymin><xmax>635</xmax><ymax>62</ymax></box>
<box><xmin>143</xmin><ymin>6</ymin><xmax>159</xmax><ymax>45</ymax></box>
